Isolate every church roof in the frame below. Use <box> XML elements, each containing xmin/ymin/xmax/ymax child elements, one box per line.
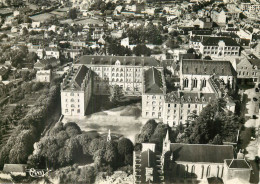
<box><xmin>182</xmin><ymin>59</ymin><xmax>236</xmax><ymax>76</ymax></box>
<box><xmin>169</xmin><ymin>143</ymin><xmax>234</xmax><ymax>163</ymax></box>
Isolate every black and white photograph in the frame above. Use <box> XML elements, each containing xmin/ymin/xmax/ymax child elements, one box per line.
<box><xmin>0</xmin><ymin>0</ymin><xmax>259</xmax><ymax>183</ymax></box>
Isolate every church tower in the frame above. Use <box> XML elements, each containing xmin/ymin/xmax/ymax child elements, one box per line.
<box><xmin>107</xmin><ymin>129</ymin><xmax>111</xmax><ymax>142</ymax></box>
<box><xmin>162</xmin><ymin>130</ymin><xmax>171</xmax><ymax>155</ymax></box>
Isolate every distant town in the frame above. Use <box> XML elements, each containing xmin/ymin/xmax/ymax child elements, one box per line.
<box><xmin>0</xmin><ymin>0</ymin><xmax>259</xmax><ymax>183</ymax></box>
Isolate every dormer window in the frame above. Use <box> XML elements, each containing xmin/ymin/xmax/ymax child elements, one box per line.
<box><xmin>115</xmin><ymin>60</ymin><xmax>121</xmax><ymax>65</ymax></box>
<box><xmin>202</xmin><ymin>97</ymin><xmax>205</xmax><ymax>102</ymax></box>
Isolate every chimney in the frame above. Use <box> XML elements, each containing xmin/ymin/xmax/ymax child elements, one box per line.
<box><xmin>237</xmin><ymin>149</ymin><xmax>245</xmax><ymax>159</ymax></box>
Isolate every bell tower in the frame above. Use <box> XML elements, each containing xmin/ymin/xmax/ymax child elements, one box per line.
<box><xmin>162</xmin><ymin>130</ymin><xmax>171</xmax><ymax>156</ymax></box>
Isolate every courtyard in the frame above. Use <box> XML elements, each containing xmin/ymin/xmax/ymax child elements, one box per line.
<box><xmin>63</xmin><ymin>95</ymin><xmax>143</xmax><ymax>142</ymax></box>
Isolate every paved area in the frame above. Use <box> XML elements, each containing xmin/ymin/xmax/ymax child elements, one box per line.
<box><xmin>243</xmin><ymin>88</ymin><xmax>259</xmax><ymax>159</ymax></box>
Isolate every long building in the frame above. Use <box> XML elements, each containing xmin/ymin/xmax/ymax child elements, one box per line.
<box><xmin>75</xmin><ymin>55</ymin><xmax>161</xmax><ymax>96</ymax></box>
<box><xmin>60</xmin><ymin>65</ymin><xmax>92</xmax><ymax>116</ymax></box>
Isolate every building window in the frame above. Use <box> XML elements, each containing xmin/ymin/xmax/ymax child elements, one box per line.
<box><xmin>202</xmin><ymin>78</ymin><xmax>206</xmax><ymax>87</ymax></box>
<box><xmin>70</xmin><ymin>92</ymin><xmax>74</xmax><ymax>96</ymax></box>
<box><xmin>206</xmin><ymin>166</ymin><xmax>211</xmax><ymax>177</ymax></box>
<box><xmin>152</xmin><ymin>112</ymin><xmax>155</xmax><ymax>116</ymax></box>
<box><xmin>65</xmin><ymin>109</ymin><xmax>68</xmax><ymax>113</ymax></box>
<box><xmin>168</xmin><ymin>104</ymin><xmax>170</xmax><ymax>107</ymax></box>
<box><xmin>174</xmin><ymin>104</ymin><xmax>177</xmax><ymax>108</ymax></box>
<box><xmin>184</xmin><ymin>78</ymin><xmax>189</xmax><ymax>88</ymax></box>
<box><xmin>152</xmin><ymin>101</ymin><xmax>156</xmax><ymax>105</ymax></box>
<box><xmin>188</xmin><ymin>104</ymin><xmax>190</xmax><ymax>108</ymax></box>
<box><xmin>71</xmin><ymin>98</ymin><xmax>74</xmax><ymax>102</ymax></box>
<box><xmin>77</xmin><ymin>109</ymin><xmax>80</xmax><ymax>113</ymax></box>
<box><xmin>193</xmin><ymin>78</ymin><xmax>198</xmax><ymax>88</ymax></box>
<box><xmin>152</xmin><ymin>95</ymin><xmax>156</xmax><ymax>100</ymax></box>
<box><xmin>146</xmin><ymin>112</ymin><xmax>149</xmax><ymax>116</ymax></box>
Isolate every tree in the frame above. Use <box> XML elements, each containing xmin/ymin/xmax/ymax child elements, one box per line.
<box><xmin>177</xmin><ymin>98</ymin><xmax>240</xmax><ymax>144</ymax></box>
<box><xmin>187</xmin><ymin>48</ymin><xmax>196</xmax><ymax>54</ymax></box>
<box><xmin>27</xmin><ymin>52</ymin><xmax>38</xmax><ymax>63</ymax></box>
<box><xmin>117</xmin><ymin>138</ymin><xmax>133</xmax><ymax>164</ymax></box>
<box><xmin>133</xmin><ymin>44</ymin><xmax>151</xmax><ymax>56</ymax></box>
<box><xmin>135</xmin><ymin>119</ymin><xmax>157</xmax><ymax>143</ymax></box>
<box><xmin>109</xmin><ymin>85</ymin><xmax>123</xmax><ymax>103</ymax></box>
<box><xmin>22</xmin><ymin>27</ymin><xmax>28</xmax><ymax>35</ymax></box>
<box><xmin>64</xmin><ymin>122</ymin><xmax>82</xmax><ymax>137</ymax></box>
<box><xmin>104</xmin><ymin>141</ymin><xmax>118</xmax><ymax>167</ymax></box>
<box><xmin>149</xmin><ymin>123</ymin><xmax>169</xmax><ymax>151</ymax></box>
<box><xmin>68</xmin><ymin>8</ymin><xmax>77</xmax><ymax>20</ymax></box>
<box><xmin>211</xmin><ymin>134</ymin><xmax>223</xmax><ymax>145</ymax></box>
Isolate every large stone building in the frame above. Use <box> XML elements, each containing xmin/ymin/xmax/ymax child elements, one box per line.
<box><xmin>142</xmin><ymin>59</ymin><xmax>236</xmax><ymax>126</ymax></box>
<box><xmin>60</xmin><ymin>65</ymin><xmax>92</xmax><ymax>116</ymax></box>
<box><xmin>133</xmin><ymin>132</ymin><xmax>252</xmax><ymax>184</ymax></box>
<box><xmin>75</xmin><ymin>55</ymin><xmax>161</xmax><ymax>96</ymax></box>
<box><xmin>62</xmin><ymin>56</ymin><xmax>236</xmax><ymax>125</ymax></box>
<box><xmin>142</xmin><ymin>67</ymin><xmax>166</xmax><ymax>120</ymax></box>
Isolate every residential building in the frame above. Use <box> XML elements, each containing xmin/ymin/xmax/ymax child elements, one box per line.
<box><xmin>45</xmin><ymin>47</ymin><xmax>60</xmax><ymax>59</ymax></box>
<box><xmin>211</xmin><ymin>10</ymin><xmax>226</xmax><ymax>25</ymax></box>
<box><xmin>199</xmin><ymin>37</ymin><xmax>240</xmax><ymax>58</ymax></box>
<box><xmin>36</xmin><ymin>69</ymin><xmax>51</xmax><ymax>83</ymax></box>
<box><xmin>236</xmin><ymin>58</ymin><xmax>260</xmax><ymax>84</ymax></box>
<box><xmin>60</xmin><ymin>65</ymin><xmax>92</xmax><ymax>116</ymax></box>
<box><xmin>3</xmin><ymin>164</ymin><xmax>27</xmax><ymax>177</ymax></box>
<box><xmin>193</xmin><ymin>17</ymin><xmax>213</xmax><ymax>29</ymax></box>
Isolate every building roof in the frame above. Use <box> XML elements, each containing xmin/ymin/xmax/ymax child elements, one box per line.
<box><xmin>77</xmin><ymin>55</ymin><xmax>160</xmax><ymax>67</ymax></box>
<box><xmin>144</xmin><ymin>67</ymin><xmax>164</xmax><ymax>94</ymax></box>
<box><xmin>249</xmin><ymin>59</ymin><xmax>260</xmax><ymax>68</ymax></box>
<box><xmin>225</xmin><ymin>159</ymin><xmax>251</xmax><ymax>169</ymax></box>
<box><xmin>216</xmin><ymin>32</ymin><xmax>240</xmax><ymax>39</ymax></box>
<box><xmin>182</xmin><ymin>59</ymin><xmax>236</xmax><ymax>76</ymax></box>
<box><xmin>169</xmin><ymin>143</ymin><xmax>234</xmax><ymax>163</ymax></box>
<box><xmin>3</xmin><ymin>164</ymin><xmax>27</xmax><ymax>173</ymax></box>
<box><xmin>135</xmin><ymin>149</ymin><xmax>161</xmax><ymax>183</ymax></box>
<box><xmin>202</xmin><ymin>37</ymin><xmax>240</xmax><ymax>46</ymax></box>
<box><xmin>61</xmin><ymin>65</ymin><xmax>90</xmax><ymax>91</ymax></box>
<box><xmin>165</xmin><ymin>91</ymin><xmax>216</xmax><ymax>104</ymax></box>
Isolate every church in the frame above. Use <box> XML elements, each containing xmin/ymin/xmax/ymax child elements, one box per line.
<box><xmin>133</xmin><ymin>131</ymin><xmax>252</xmax><ymax>184</ymax></box>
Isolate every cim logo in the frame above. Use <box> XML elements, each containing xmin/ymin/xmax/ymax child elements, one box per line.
<box><xmin>27</xmin><ymin>168</ymin><xmax>51</xmax><ymax>178</ymax></box>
